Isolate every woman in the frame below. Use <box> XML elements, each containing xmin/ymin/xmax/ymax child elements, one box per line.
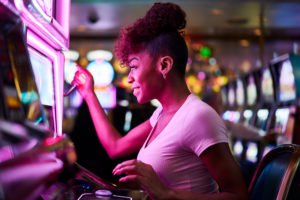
<box><xmin>72</xmin><ymin>2</ymin><xmax>248</xmax><ymax>200</ymax></box>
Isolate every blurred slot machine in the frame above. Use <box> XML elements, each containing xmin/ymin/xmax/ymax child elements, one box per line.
<box><xmin>243</xmin><ymin>66</ymin><xmax>277</xmax><ymax>164</ymax></box>
<box><xmin>0</xmin><ymin>1</ymin><xmax>77</xmax><ymax>200</ymax></box>
<box><xmin>243</xmin><ymin>70</ymin><xmax>260</xmax><ymax>127</ymax></box>
<box><xmin>233</xmin><ymin>71</ymin><xmax>259</xmax><ymax>162</ymax></box>
<box><xmin>220</xmin><ymin>84</ymin><xmax>228</xmax><ymax>114</ymax></box>
<box><xmin>222</xmin><ymin>80</ymin><xmax>240</xmax><ymax>123</ymax></box>
<box><xmin>263</xmin><ymin>53</ymin><xmax>300</xmax><ymax>156</ymax></box>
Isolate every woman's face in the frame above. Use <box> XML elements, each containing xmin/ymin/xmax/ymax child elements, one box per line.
<box><xmin>127</xmin><ymin>51</ymin><xmax>163</xmax><ymax>104</ymax></box>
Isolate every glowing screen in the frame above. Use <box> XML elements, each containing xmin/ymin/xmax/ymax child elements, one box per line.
<box><xmin>243</xmin><ymin>109</ymin><xmax>253</xmax><ymax>125</ymax></box>
<box><xmin>246</xmin><ymin>142</ymin><xmax>258</xmax><ymax>163</ymax></box>
<box><xmin>261</xmin><ymin>68</ymin><xmax>274</xmax><ymax>103</ymax></box>
<box><xmin>221</xmin><ymin>87</ymin><xmax>227</xmax><ymax>106</ymax></box>
<box><xmin>228</xmin><ymin>85</ymin><xmax>235</xmax><ymax>107</ymax></box>
<box><xmin>29</xmin><ymin>47</ymin><xmax>54</xmax><ymax>106</ymax></box>
<box><xmin>279</xmin><ymin>60</ymin><xmax>296</xmax><ymax>102</ymax></box>
<box><xmin>255</xmin><ymin>109</ymin><xmax>269</xmax><ymax>130</ymax></box>
<box><xmin>87</xmin><ymin>60</ymin><xmax>114</xmax><ymax>87</ymax></box>
<box><xmin>246</xmin><ymin>75</ymin><xmax>257</xmax><ymax>106</ymax></box>
<box><xmin>274</xmin><ymin>108</ymin><xmax>290</xmax><ymax>134</ymax></box>
<box><xmin>236</xmin><ymin>79</ymin><xmax>245</xmax><ymax>106</ymax></box>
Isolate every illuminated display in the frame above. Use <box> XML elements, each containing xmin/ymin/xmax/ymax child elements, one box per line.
<box><xmin>243</xmin><ymin>109</ymin><xmax>253</xmax><ymax>125</ymax></box>
<box><xmin>86</xmin><ymin>60</ymin><xmax>116</xmax><ymax>109</ymax></box>
<box><xmin>87</xmin><ymin>60</ymin><xmax>115</xmax><ymax>87</ymax></box>
<box><xmin>64</xmin><ymin>60</ymin><xmax>77</xmax><ymax>84</ymax></box>
<box><xmin>236</xmin><ymin>79</ymin><xmax>245</xmax><ymax>106</ymax></box>
<box><xmin>233</xmin><ymin>140</ymin><xmax>243</xmax><ymax>158</ymax></box>
<box><xmin>274</xmin><ymin>108</ymin><xmax>290</xmax><ymax>134</ymax></box>
<box><xmin>246</xmin><ymin>142</ymin><xmax>258</xmax><ymax>163</ymax></box>
<box><xmin>29</xmin><ymin>47</ymin><xmax>54</xmax><ymax>106</ymax></box>
<box><xmin>228</xmin><ymin>84</ymin><xmax>235</xmax><ymax>107</ymax></box>
<box><xmin>261</xmin><ymin>68</ymin><xmax>274</xmax><ymax>103</ymax></box>
<box><xmin>221</xmin><ymin>87</ymin><xmax>227</xmax><ymax>106</ymax></box>
<box><xmin>279</xmin><ymin>60</ymin><xmax>296</xmax><ymax>102</ymax></box>
<box><xmin>222</xmin><ymin>110</ymin><xmax>240</xmax><ymax>123</ymax></box>
<box><xmin>246</xmin><ymin>75</ymin><xmax>257</xmax><ymax>106</ymax></box>
<box><xmin>255</xmin><ymin>109</ymin><xmax>269</xmax><ymax>130</ymax></box>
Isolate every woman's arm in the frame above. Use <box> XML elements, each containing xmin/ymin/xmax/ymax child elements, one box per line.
<box><xmin>72</xmin><ymin>67</ymin><xmax>151</xmax><ymax>159</ymax></box>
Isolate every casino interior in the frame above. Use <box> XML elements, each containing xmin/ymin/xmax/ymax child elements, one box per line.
<box><xmin>1</xmin><ymin>0</ymin><xmax>300</xmax><ymax>199</ymax></box>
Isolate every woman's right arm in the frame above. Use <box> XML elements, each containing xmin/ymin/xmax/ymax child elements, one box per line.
<box><xmin>72</xmin><ymin>66</ymin><xmax>151</xmax><ymax>159</ymax></box>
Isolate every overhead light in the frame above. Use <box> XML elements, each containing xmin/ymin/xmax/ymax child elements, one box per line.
<box><xmin>63</xmin><ymin>50</ymin><xmax>79</xmax><ymax>61</ymax></box>
<box><xmin>86</xmin><ymin>50</ymin><xmax>113</xmax><ymax>61</ymax></box>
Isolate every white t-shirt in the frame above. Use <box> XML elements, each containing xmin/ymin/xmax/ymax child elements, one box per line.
<box><xmin>137</xmin><ymin>94</ymin><xmax>228</xmax><ymax>193</ymax></box>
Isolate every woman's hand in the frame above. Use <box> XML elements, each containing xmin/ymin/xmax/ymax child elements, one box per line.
<box><xmin>72</xmin><ymin>66</ymin><xmax>94</xmax><ymax>99</ymax></box>
<box><xmin>113</xmin><ymin>159</ymin><xmax>171</xmax><ymax>200</ymax></box>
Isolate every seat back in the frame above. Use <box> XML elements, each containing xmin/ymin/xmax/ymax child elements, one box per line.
<box><xmin>248</xmin><ymin>144</ymin><xmax>300</xmax><ymax>200</ymax></box>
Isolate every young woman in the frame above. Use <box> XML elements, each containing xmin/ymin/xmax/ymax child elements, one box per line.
<box><xmin>72</xmin><ymin>2</ymin><xmax>248</xmax><ymax>200</ymax></box>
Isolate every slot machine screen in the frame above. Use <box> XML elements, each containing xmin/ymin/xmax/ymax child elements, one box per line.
<box><xmin>28</xmin><ymin>47</ymin><xmax>54</xmax><ymax>107</ymax></box>
<box><xmin>233</xmin><ymin>139</ymin><xmax>243</xmax><ymax>158</ymax></box>
<box><xmin>261</xmin><ymin>68</ymin><xmax>275</xmax><ymax>103</ymax></box>
<box><xmin>228</xmin><ymin>84</ymin><xmax>235</xmax><ymax>107</ymax></box>
<box><xmin>246</xmin><ymin>142</ymin><xmax>258</xmax><ymax>163</ymax></box>
<box><xmin>243</xmin><ymin>109</ymin><xmax>253</xmax><ymax>125</ymax></box>
<box><xmin>222</xmin><ymin>110</ymin><xmax>240</xmax><ymax>123</ymax></box>
<box><xmin>255</xmin><ymin>109</ymin><xmax>269</xmax><ymax>131</ymax></box>
<box><xmin>278</xmin><ymin>60</ymin><xmax>296</xmax><ymax>102</ymax></box>
<box><xmin>221</xmin><ymin>86</ymin><xmax>227</xmax><ymax>106</ymax></box>
<box><xmin>236</xmin><ymin>79</ymin><xmax>245</xmax><ymax>107</ymax></box>
<box><xmin>274</xmin><ymin>108</ymin><xmax>290</xmax><ymax>134</ymax></box>
<box><xmin>246</xmin><ymin>75</ymin><xmax>257</xmax><ymax>106</ymax></box>
<box><xmin>86</xmin><ymin>60</ymin><xmax>116</xmax><ymax>109</ymax></box>
<box><xmin>1</xmin><ymin>25</ymin><xmax>49</xmax><ymax>128</ymax></box>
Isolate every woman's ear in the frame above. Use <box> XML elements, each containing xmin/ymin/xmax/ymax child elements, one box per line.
<box><xmin>159</xmin><ymin>56</ymin><xmax>173</xmax><ymax>79</ymax></box>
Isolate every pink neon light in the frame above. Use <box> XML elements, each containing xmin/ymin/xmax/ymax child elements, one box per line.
<box><xmin>27</xmin><ymin>30</ymin><xmax>64</xmax><ymax>136</ymax></box>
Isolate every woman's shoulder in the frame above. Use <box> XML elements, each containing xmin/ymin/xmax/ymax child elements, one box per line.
<box><xmin>185</xmin><ymin>94</ymin><xmax>218</xmax><ymax>116</ymax></box>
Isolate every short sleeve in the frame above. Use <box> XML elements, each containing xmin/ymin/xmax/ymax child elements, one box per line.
<box><xmin>182</xmin><ymin>106</ymin><xmax>228</xmax><ymax>156</ymax></box>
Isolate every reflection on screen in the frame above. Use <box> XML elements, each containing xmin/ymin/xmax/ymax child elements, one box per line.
<box><xmin>255</xmin><ymin>109</ymin><xmax>269</xmax><ymax>130</ymax></box>
<box><xmin>247</xmin><ymin>76</ymin><xmax>257</xmax><ymax>106</ymax></box>
<box><xmin>236</xmin><ymin>79</ymin><xmax>245</xmax><ymax>106</ymax></box>
<box><xmin>279</xmin><ymin>60</ymin><xmax>296</xmax><ymax>102</ymax></box>
<box><xmin>29</xmin><ymin>47</ymin><xmax>54</xmax><ymax>106</ymax></box>
<box><xmin>246</xmin><ymin>142</ymin><xmax>258</xmax><ymax>163</ymax></box>
<box><xmin>261</xmin><ymin>68</ymin><xmax>274</xmax><ymax>103</ymax></box>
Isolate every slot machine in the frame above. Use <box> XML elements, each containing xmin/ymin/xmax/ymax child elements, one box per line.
<box><xmin>243</xmin><ymin>66</ymin><xmax>277</xmax><ymax>165</ymax></box>
<box><xmin>0</xmin><ymin>1</ymin><xmax>75</xmax><ymax>199</ymax></box>
<box><xmin>222</xmin><ymin>80</ymin><xmax>240</xmax><ymax>123</ymax></box>
<box><xmin>0</xmin><ymin>2</ymin><xmax>147</xmax><ymax>199</ymax></box>
<box><xmin>263</xmin><ymin>53</ymin><xmax>300</xmax><ymax>156</ymax></box>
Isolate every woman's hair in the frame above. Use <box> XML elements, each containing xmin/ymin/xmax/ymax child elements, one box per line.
<box><xmin>114</xmin><ymin>2</ymin><xmax>188</xmax><ymax>77</ymax></box>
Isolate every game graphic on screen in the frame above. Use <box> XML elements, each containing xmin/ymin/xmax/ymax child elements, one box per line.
<box><xmin>278</xmin><ymin>60</ymin><xmax>296</xmax><ymax>102</ymax></box>
<box><xmin>261</xmin><ymin>68</ymin><xmax>275</xmax><ymax>103</ymax></box>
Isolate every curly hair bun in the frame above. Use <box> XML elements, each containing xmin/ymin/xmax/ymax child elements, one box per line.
<box><xmin>143</xmin><ymin>2</ymin><xmax>186</xmax><ymax>35</ymax></box>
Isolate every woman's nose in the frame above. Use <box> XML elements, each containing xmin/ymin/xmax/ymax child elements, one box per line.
<box><xmin>127</xmin><ymin>72</ymin><xmax>133</xmax><ymax>83</ymax></box>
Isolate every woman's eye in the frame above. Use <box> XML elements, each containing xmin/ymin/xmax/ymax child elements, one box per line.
<box><xmin>130</xmin><ymin>65</ymin><xmax>137</xmax><ymax>70</ymax></box>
